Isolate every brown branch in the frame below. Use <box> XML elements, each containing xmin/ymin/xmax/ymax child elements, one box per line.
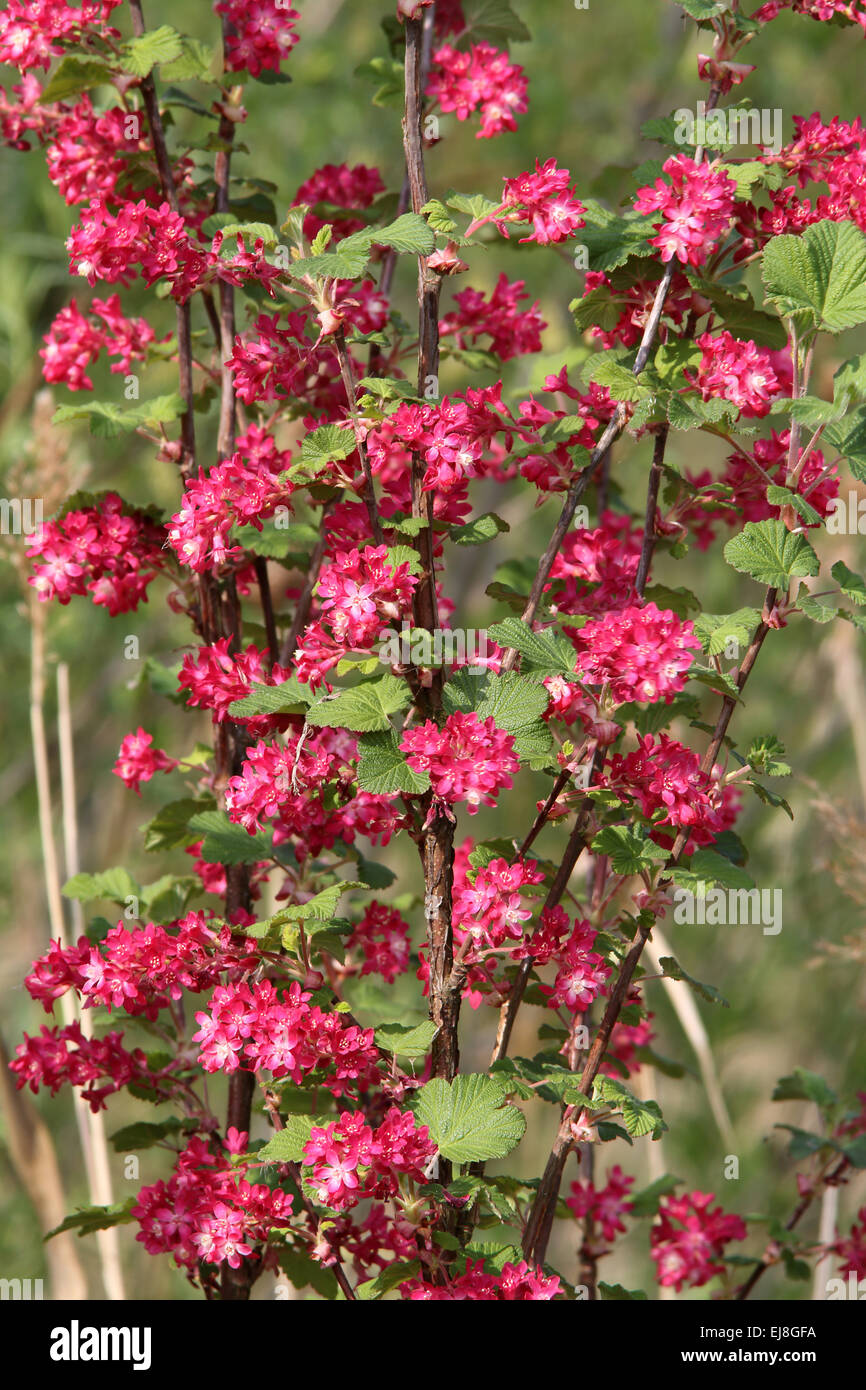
<box><xmin>634</xmin><ymin>424</ymin><xmax>669</xmax><ymax>599</ymax></box>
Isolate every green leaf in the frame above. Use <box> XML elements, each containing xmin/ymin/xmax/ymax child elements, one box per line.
<box><xmin>765</xmin><ymin>485</ymin><xmax>822</xmax><ymax>526</ymax></box>
<box><xmin>591</xmin><ymin>1077</ymin><xmax>667</xmax><ymax>1139</ymax></box>
<box><xmin>40</xmin><ymin>56</ymin><xmax>114</xmax><ymax>102</ymax></box>
<box><xmin>588</xmin><ymin>355</ymin><xmax>650</xmax><ymax>403</ymax></box>
<box><xmin>671</xmin><ymin>848</ymin><xmax>755</xmax><ymax>892</ymax></box>
<box><xmin>356</xmin><ymin>728</ymin><xmax>431</xmax><ymax>795</ymax></box>
<box><xmin>46</xmin><ymin>1199</ymin><xmax>137</xmax><ymax>1241</ymax></box>
<box><xmin>278</xmin><ymin>1250</ymin><xmax>340</xmax><ymax>1300</ymax></box>
<box><xmin>306</xmin><ymin>675</ymin><xmax>411</xmax><ymax>733</ymax></box>
<box><xmin>370</xmin><ymin>212</ymin><xmax>435</xmax><ymax>256</ymax></box>
<box><xmin>762</xmin><ymin>220</ymin><xmax>866</xmax><ymax>332</ymax></box>
<box><xmin>747</xmin><ymin>734</ymin><xmax>791</xmax><ymax>778</ymax></box>
<box><xmin>657</xmin><ymin>956</ymin><xmax>730</xmax><ymax>1007</ymax></box>
<box><xmin>599</xmin><ymin>1282</ymin><xmax>649</xmax><ymax>1301</ymax></box>
<box><xmin>62</xmin><ymin>867</ymin><xmax>139</xmax><ymax>905</ymax></box>
<box><xmin>693</xmin><ymin>609</ymin><xmax>761</xmax><ymax>657</ymax></box>
<box><xmin>228</xmin><ymin>678</ymin><xmax>314</xmax><ymax>719</ymax></box>
<box><xmin>679</xmin><ymin>0</ymin><xmax>726</xmax><ymax>19</ymax></box>
<box><xmin>374</xmin><ymin>1021</ymin><xmax>437</xmax><ymax>1060</ymax></box>
<box><xmin>213</xmin><ymin>220</ymin><xmax>279</xmax><ymax>248</ymax></box>
<box><xmin>414</xmin><ymin>1074</ymin><xmax>526</xmax><ymax>1164</ymax></box>
<box><xmin>487</xmin><ymin>618</ymin><xmax>575</xmax><ymax>677</ymax></box>
<box><xmin>591</xmin><ymin>826</ymin><xmax>667</xmax><ymax>876</ymax></box>
<box><xmin>109</xmin><ymin>1118</ymin><xmax>187</xmax><ymax>1152</ymax></box>
<box><xmin>53</xmin><ymin>394</ymin><xmax>185</xmax><ymax>439</ymax></box>
<box><xmin>255</xmin><ymin>1115</ymin><xmax>320</xmax><ymax>1164</ymax></box>
<box><xmin>724</xmin><ymin>520</ymin><xmax>819</xmax><ymax>589</ymax></box>
<box><xmin>448</xmin><ymin>512</ymin><xmax>510</xmax><ymax>546</ymax></box>
<box><xmin>831</xmin><ymin>560</ymin><xmax>866</xmax><ymax>606</ymax></box>
<box><xmin>187</xmin><ymin>810</ymin><xmax>272</xmax><ymax>865</ymax></box>
<box><xmin>120</xmin><ymin>26</ymin><xmax>184</xmax><ymax>78</ymax></box>
<box><xmin>160</xmin><ymin>37</ymin><xmax>215</xmax><ymax>81</ymax></box>
<box><xmin>460</xmin><ymin>0</ymin><xmax>531</xmax><ymax>44</ymax></box>
<box><xmin>299</xmin><ymin>423</ymin><xmax>357</xmax><ymax>471</ymax></box>
<box><xmin>420</xmin><ymin>199</ymin><xmax>458</xmax><ymax>236</ymax></box>
<box><xmin>356</xmin><ymin>1260</ymin><xmax>421</xmax><ymax>1301</ymax></box>
<box><xmin>142</xmin><ymin>797</ymin><xmax>215</xmax><ymax>854</ymax></box>
<box><xmin>772</xmin><ymin>1068</ymin><xmax>838</xmax><ymax>1111</ymax></box>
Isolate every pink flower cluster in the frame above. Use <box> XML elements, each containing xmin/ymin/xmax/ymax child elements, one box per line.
<box><xmin>10</xmin><ymin>1021</ymin><xmax>156</xmax><ymax>1112</ymax></box>
<box><xmin>551</xmin><ymin>511</ymin><xmax>643</xmax><ymax>615</ymax></box>
<box><xmin>453</xmin><ymin>856</ymin><xmax>544</xmax><ymax>947</ymax></box>
<box><xmin>133</xmin><ymin>1135</ymin><xmax>293</xmax><ymax>1271</ymax></box>
<box><xmin>440</xmin><ymin>273</ymin><xmax>545</xmax><ymax>360</ymax></box>
<box><xmin>0</xmin><ymin>1</ymin><xmax>122</xmax><ymax>73</ymax></box>
<box><xmin>67</xmin><ymin>198</ymin><xmax>280</xmax><ymax>303</ymax></box>
<box><xmin>294</xmin><ymin>545</ymin><xmax>417</xmax><ymax>684</ymax></box>
<box><xmin>41</xmin><ymin>294</ymin><xmax>160</xmax><ymax>391</ymax></box>
<box><xmin>300</xmin><ymin>1108</ymin><xmax>435</xmax><ymax>1211</ymax></box>
<box><xmin>28</xmin><ymin>491</ymin><xmax>165</xmax><ymax>614</ymax></box>
<box><xmin>402</xmin><ymin>1259</ymin><xmax>560</xmax><ymax>1300</ymax></box>
<box><xmin>491</xmin><ymin>158</ymin><xmax>586</xmax><ymax>245</ymax></box>
<box><xmin>44</xmin><ymin>95</ymin><xmax>142</xmax><ymax>205</ymax></box>
<box><xmin>167</xmin><ymin>426</ymin><xmax>294</xmax><ymax>573</ymax></box>
<box><xmin>579</xmin><ymin>268</ymin><xmax>699</xmax><ymax>351</ymax></box>
<box><xmin>634</xmin><ymin>156</ymin><xmax>737</xmax><ymax>267</ymax></box>
<box><xmin>225</xmin><ymin>729</ymin><xmax>400</xmax><ymax>855</ymax></box>
<box><xmin>691</xmin><ymin>331</ymin><xmax>782</xmax><ymax>418</ymax></box>
<box><xmin>227</xmin><ymin>312</ymin><xmax>349</xmax><ymax>412</ymax></box>
<box><xmin>192</xmin><ymin>979</ymin><xmax>380</xmax><ymax>1096</ymax></box>
<box><xmin>427</xmin><ymin>42</ymin><xmax>528</xmax><ymax>139</ymax></box>
<box><xmin>603</xmin><ymin>734</ymin><xmax>730</xmax><ymax>843</ymax></box>
<box><xmin>516</xmin><ymin>372</ymin><xmax>616</xmax><ymax>493</ymax></box>
<box><xmin>179</xmin><ymin>640</ymin><xmax>292</xmax><ymax>723</ymax></box>
<box><xmin>24</xmin><ymin>913</ymin><xmax>257</xmax><ymax>1020</ymax></box>
<box><xmin>348</xmin><ymin>901</ymin><xmax>411</xmax><ymax>983</ymax></box>
<box><xmin>567</xmin><ymin>1164</ymin><xmax>635</xmax><ymax>1244</ymax></box>
<box><xmin>401</xmin><ymin>711</ymin><xmax>520</xmax><ymax>814</ymax></box>
<box><xmin>651</xmin><ymin>1191</ymin><xmax>747</xmax><ymax>1291</ymax></box>
<box><xmin>755</xmin><ymin>0</ymin><xmax>866</xmax><ymax>29</ymax></box>
<box><xmin>113</xmin><ymin>728</ymin><xmax>178</xmax><ymax>793</ymax></box>
<box><xmin>539</xmin><ymin>920</ymin><xmax>610</xmax><ymax>1013</ymax></box>
<box><xmin>574</xmin><ymin>603</ymin><xmax>700</xmax><ymax>706</ymax></box>
<box><xmin>215</xmin><ymin>1</ymin><xmax>300</xmax><ymax>76</ymax></box>
<box><xmin>367</xmin><ymin>384</ymin><xmax>512</xmax><ymax>494</ymax></box>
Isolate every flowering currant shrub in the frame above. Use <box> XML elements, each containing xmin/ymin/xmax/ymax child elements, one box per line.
<box><xmin>5</xmin><ymin>0</ymin><xmax>866</xmax><ymax>1303</ymax></box>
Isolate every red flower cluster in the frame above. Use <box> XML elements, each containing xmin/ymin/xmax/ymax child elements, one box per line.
<box><xmin>292</xmin><ymin>162</ymin><xmax>384</xmax><ymax>242</ymax></box>
<box><xmin>453</xmin><ymin>856</ymin><xmax>544</xmax><ymax>947</ymax></box>
<box><xmin>539</xmin><ymin>920</ymin><xmax>610</xmax><ymax>1013</ymax></box>
<box><xmin>567</xmin><ymin>1164</ymin><xmax>635</xmax><ymax>1244</ymax></box>
<box><xmin>491</xmin><ymin>158</ymin><xmax>586</xmax><ymax>245</ymax></box>
<box><xmin>113</xmin><ymin>728</ymin><xmax>178</xmax><ymax>793</ymax></box>
<box><xmin>551</xmin><ymin>511</ymin><xmax>643</xmax><ymax>614</ymax></box>
<box><xmin>427</xmin><ymin>42</ymin><xmax>528</xmax><ymax>139</ymax></box>
<box><xmin>402</xmin><ymin>1259</ymin><xmax>560</xmax><ymax>1300</ymax></box>
<box><xmin>401</xmin><ymin>711</ymin><xmax>520</xmax><ymax>814</ymax></box>
<box><xmin>0</xmin><ymin>1</ymin><xmax>122</xmax><ymax>73</ymax></box>
<box><xmin>574</xmin><ymin>603</ymin><xmax>700</xmax><ymax>706</ymax></box>
<box><xmin>41</xmin><ymin>294</ymin><xmax>160</xmax><ymax>391</ymax></box>
<box><xmin>214</xmin><ymin>0</ymin><xmax>300</xmax><ymax>77</ymax></box>
<box><xmin>294</xmin><ymin>545</ymin><xmax>417</xmax><ymax>684</ymax></box>
<box><xmin>348</xmin><ymin>902</ymin><xmax>411</xmax><ymax>983</ymax></box>
<box><xmin>603</xmin><ymin>734</ymin><xmax>729</xmax><ymax>843</ymax></box>
<box><xmin>167</xmin><ymin>427</ymin><xmax>294</xmax><ymax>573</ymax></box>
<box><xmin>10</xmin><ymin>1021</ymin><xmax>158</xmax><ymax>1112</ymax></box>
<box><xmin>440</xmin><ymin>273</ymin><xmax>545</xmax><ymax>360</ymax></box>
<box><xmin>24</xmin><ymin>913</ymin><xmax>257</xmax><ymax>1020</ymax></box>
<box><xmin>634</xmin><ymin>156</ymin><xmax>737</xmax><ymax>267</ymax></box>
<box><xmin>301</xmin><ymin>1108</ymin><xmax>435</xmax><ymax>1211</ymax></box>
<box><xmin>133</xmin><ymin>1135</ymin><xmax>293</xmax><ymax>1270</ymax></box>
<box><xmin>28</xmin><ymin>491</ymin><xmax>165</xmax><ymax>614</ymax></box>
<box><xmin>179</xmin><ymin>640</ymin><xmax>292</xmax><ymax>723</ymax></box>
<box><xmin>192</xmin><ymin>979</ymin><xmax>380</xmax><ymax>1096</ymax></box>
<box><xmin>651</xmin><ymin>1191</ymin><xmax>747</xmax><ymax>1291</ymax></box>
<box><xmin>691</xmin><ymin>331</ymin><xmax>783</xmax><ymax>418</ymax></box>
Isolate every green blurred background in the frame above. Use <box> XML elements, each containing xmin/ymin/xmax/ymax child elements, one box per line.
<box><xmin>1</xmin><ymin>0</ymin><xmax>865</xmax><ymax>1300</ymax></box>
